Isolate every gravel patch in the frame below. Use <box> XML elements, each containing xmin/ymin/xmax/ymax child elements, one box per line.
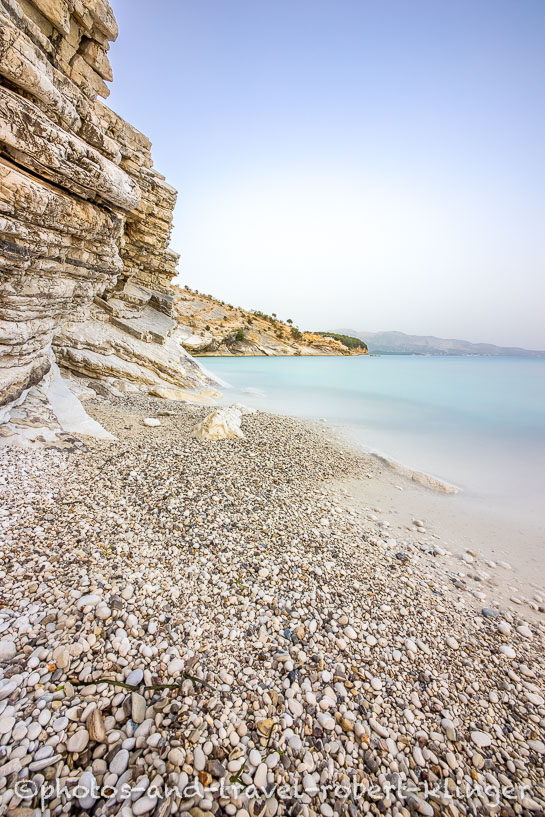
<box><xmin>0</xmin><ymin>395</ymin><xmax>544</xmax><ymax>816</ymax></box>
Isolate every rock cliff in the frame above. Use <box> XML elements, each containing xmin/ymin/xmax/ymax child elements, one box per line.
<box><xmin>0</xmin><ymin>0</ymin><xmax>217</xmax><ymax>441</ymax></box>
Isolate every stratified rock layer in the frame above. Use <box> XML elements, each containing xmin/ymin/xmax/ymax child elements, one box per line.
<box><xmin>0</xmin><ymin>0</ymin><xmax>215</xmax><ymax>434</ymax></box>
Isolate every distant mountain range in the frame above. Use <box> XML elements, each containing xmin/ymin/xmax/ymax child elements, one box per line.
<box><xmin>336</xmin><ymin>329</ymin><xmax>545</xmax><ymax>357</ymax></box>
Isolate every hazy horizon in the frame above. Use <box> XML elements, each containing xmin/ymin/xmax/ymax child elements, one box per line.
<box><xmin>334</xmin><ymin>328</ymin><xmax>545</xmax><ymax>352</ymax></box>
<box><xmin>107</xmin><ymin>0</ymin><xmax>545</xmax><ymax>349</ymax></box>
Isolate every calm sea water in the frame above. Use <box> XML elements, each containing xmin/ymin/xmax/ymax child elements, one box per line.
<box><xmin>203</xmin><ymin>355</ymin><xmax>545</xmax><ymax>527</ymax></box>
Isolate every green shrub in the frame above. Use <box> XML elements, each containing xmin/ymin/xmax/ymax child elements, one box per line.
<box><xmin>317</xmin><ymin>332</ymin><xmax>368</xmax><ymax>350</ymax></box>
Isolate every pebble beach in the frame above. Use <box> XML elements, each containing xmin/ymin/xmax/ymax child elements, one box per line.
<box><xmin>1</xmin><ymin>395</ymin><xmax>544</xmax><ymax>817</ymax></box>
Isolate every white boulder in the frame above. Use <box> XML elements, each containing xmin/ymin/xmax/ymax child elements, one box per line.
<box><xmin>232</xmin><ymin>402</ymin><xmax>257</xmax><ymax>415</ymax></box>
<box><xmin>0</xmin><ymin>640</ymin><xmax>16</xmax><ymax>660</ymax></box>
<box><xmin>191</xmin><ymin>407</ymin><xmax>244</xmax><ymax>440</ymax></box>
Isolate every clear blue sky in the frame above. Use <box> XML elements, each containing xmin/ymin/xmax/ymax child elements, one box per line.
<box><xmin>107</xmin><ymin>0</ymin><xmax>545</xmax><ymax>348</ymax></box>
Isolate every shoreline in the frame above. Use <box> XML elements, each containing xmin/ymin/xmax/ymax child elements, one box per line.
<box><xmin>1</xmin><ymin>395</ymin><xmax>544</xmax><ymax>816</ymax></box>
<box><xmin>205</xmin><ymin>355</ymin><xmax>545</xmax><ymax>574</ymax></box>
<box><xmin>302</xmin><ymin>417</ymin><xmax>545</xmax><ymax>617</ymax></box>
<box><xmin>325</xmin><ymin>425</ymin><xmax>545</xmax><ymax>607</ymax></box>
<box><xmin>193</xmin><ymin>352</ymin><xmax>367</xmax><ymax>358</ymax></box>
<box><xmin>362</xmin><ymin>449</ymin><xmax>460</xmax><ymax>494</ymax></box>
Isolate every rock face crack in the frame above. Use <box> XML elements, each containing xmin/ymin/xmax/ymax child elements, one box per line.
<box><xmin>0</xmin><ymin>0</ymin><xmax>215</xmax><ymax>429</ymax></box>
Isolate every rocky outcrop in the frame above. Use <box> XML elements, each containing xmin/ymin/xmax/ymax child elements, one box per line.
<box><xmin>191</xmin><ymin>406</ymin><xmax>245</xmax><ymax>440</ymax></box>
<box><xmin>174</xmin><ymin>287</ymin><xmax>368</xmax><ymax>357</ymax></box>
<box><xmin>0</xmin><ymin>0</ymin><xmax>217</xmax><ymax>440</ymax></box>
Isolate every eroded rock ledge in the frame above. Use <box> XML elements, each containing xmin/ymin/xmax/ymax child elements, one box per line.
<box><xmin>0</xmin><ymin>0</ymin><xmax>217</xmax><ymax>440</ymax></box>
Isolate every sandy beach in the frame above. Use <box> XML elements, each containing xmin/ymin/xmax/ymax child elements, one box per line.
<box><xmin>330</xmin><ymin>446</ymin><xmax>545</xmax><ymax>621</ymax></box>
<box><xmin>1</xmin><ymin>395</ymin><xmax>544</xmax><ymax>816</ymax></box>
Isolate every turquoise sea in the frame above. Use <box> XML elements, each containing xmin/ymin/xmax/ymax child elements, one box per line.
<box><xmin>203</xmin><ymin>355</ymin><xmax>545</xmax><ymax>530</ymax></box>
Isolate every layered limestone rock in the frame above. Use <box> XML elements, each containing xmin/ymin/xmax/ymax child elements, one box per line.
<box><xmin>0</xmin><ymin>0</ymin><xmax>217</xmax><ymax>440</ymax></box>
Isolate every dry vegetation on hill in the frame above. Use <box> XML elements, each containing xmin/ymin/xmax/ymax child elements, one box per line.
<box><xmin>173</xmin><ymin>286</ymin><xmax>367</xmax><ymax>357</ymax></box>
